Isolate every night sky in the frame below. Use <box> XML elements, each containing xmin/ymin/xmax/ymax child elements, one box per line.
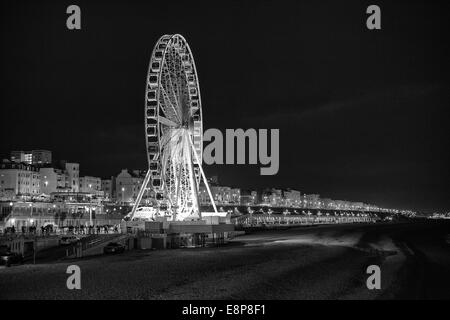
<box><xmin>1</xmin><ymin>0</ymin><xmax>449</xmax><ymax>213</ymax></box>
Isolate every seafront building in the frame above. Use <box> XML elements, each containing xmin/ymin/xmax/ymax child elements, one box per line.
<box><xmin>0</xmin><ymin>161</ymin><xmax>41</xmax><ymax>199</ymax></box>
<box><xmin>115</xmin><ymin>169</ymin><xmax>146</xmax><ymax>204</ymax></box>
<box><xmin>10</xmin><ymin>150</ymin><xmax>52</xmax><ymax>166</ymax></box>
<box><xmin>0</xmin><ymin>149</ymin><xmax>405</xmax><ymax>232</ymax></box>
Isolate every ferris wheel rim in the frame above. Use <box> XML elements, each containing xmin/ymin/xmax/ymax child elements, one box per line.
<box><xmin>146</xmin><ymin>36</ymin><xmax>201</xmax><ymax>148</ymax></box>
<box><xmin>146</xmin><ymin>34</ymin><xmax>203</xmax><ymax>159</ymax></box>
<box><xmin>144</xmin><ymin>34</ymin><xmax>203</xmax><ymax>213</ymax></box>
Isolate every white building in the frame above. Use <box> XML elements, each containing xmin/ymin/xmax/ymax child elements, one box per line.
<box><xmin>197</xmin><ymin>184</ymin><xmax>241</xmax><ymax>205</ymax></box>
<box><xmin>0</xmin><ymin>161</ymin><xmax>40</xmax><ymax>197</ymax></box>
<box><xmin>11</xmin><ymin>151</ymin><xmax>31</xmax><ymax>164</ymax></box>
<box><xmin>284</xmin><ymin>189</ymin><xmax>301</xmax><ymax>207</ymax></box>
<box><xmin>101</xmin><ymin>178</ymin><xmax>114</xmax><ymax>201</ymax></box>
<box><xmin>39</xmin><ymin>161</ymin><xmax>80</xmax><ymax>195</ymax></box>
<box><xmin>303</xmin><ymin>194</ymin><xmax>320</xmax><ymax>208</ymax></box>
<box><xmin>11</xmin><ymin>150</ymin><xmax>52</xmax><ymax>165</ymax></box>
<box><xmin>239</xmin><ymin>190</ymin><xmax>257</xmax><ymax>205</ymax></box>
<box><xmin>65</xmin><ymin>162</ymin><xmax>80</xmax><ymax>192</ymax></box>
<box><xmin>261</xmin><ymin>188</ymin><xmax>284</xmax><ymax>206</ymax></box>
<box><xmin>116</xmin><ymin>169</ymin><xmax>145</xmax><ymax>204</ymax></box>
<box><xmin>39</xmin><ymin>167</ymin><xmax>69</xmax><ymax>194</ymax></box>
<box><xmin>79</xmin><ymin>176</ymin><xmax>102</xmax><ymax>195</ymax></box>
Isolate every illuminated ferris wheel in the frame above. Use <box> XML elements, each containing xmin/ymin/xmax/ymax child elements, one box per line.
<box><xmin>128</xmin><ymin>34</ymin><xmax>216</xmax><ymax>221</ymax></box>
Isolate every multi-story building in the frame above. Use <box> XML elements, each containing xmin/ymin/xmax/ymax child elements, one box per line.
<box><xmin>39</xmin><ymin>167</ymin><xmax>70</xmax><ymax>194</ymax></box>
<box><xmin>211</xmin><ymin>186</ymin><xmax>231</xmax><ymax>204</ymax></box>
<box><xmin>303</xmin><ymin>194</ymin><xmax>320</xmax><ymax>208</ymax></box>
<box><xmin>101</xmin><ymin>177</ymin><xmax>115</xmax><ymax>201</ymax></box>
<box><xmin>271</xmin><ymin>189</ymin><xmax>284</xmax><ymax>206</ymax></box>
<box><xmin>261</xmin><ymin>188</ymin><xmax>284</xmax><ymax>206</ymax></box>
<box><xmin>363</xmin><ymin>204</ymin><xmax>379</xmax><ymax>211</ymax></box>
<box><xmin>0</xmin><ymin>160</ymin><xmax>40</xmax><ymax>198</ymax></box>
<box><xmin>115</xmin><ymin>169</ymin><xmax>145</xmax><ymax>204</ymax></box>
<box><xmin>334</xmin><ymin>200</ymin><xmax>344</xmax><ymax>210</ymax></box>
<box><xmin>10</xmin><ymin>150</ymin><xmax>52</xmax><ymax>165</ymax></box>
<box><xmin>39</xmin><ymin>160</ymin><xmax>88</xmax><ymax>195</ymax></box>
<box><xmin>10</xmin><ymin>151</ymin><xmax>31</xmax><ymax>164</ymax></box>
<box><xmin>353</xmin><ymin>202</ymin><xmax>364</xmax><ymax>210</ymax></box>
<box><xmin>319</xmin><ymin>198</ymin><xmax>334</xmax><ymax>209</ymax></box>
<box><xmin>261</xmin><ymin>190</ymin><xmax>270</xmax><ymax>205</ymax></box>
<box><xmin>39</xmin><ymin>161</ymin><xmax>80</xmax><ymax>194</ymax></box>
<box><xmin>283</xmin><ymin>189</ymin><xmax>301</xmax><ymax>207</ymax></box>
<box><xmin>64</xmin><ymin>162</ymin><xmax>80</xmax><ymax>192</ymax></box>
<box><xmin>198</xmin><ymin>184</ymin><xmax>240</xmax><ymax>205</ymax></box>
<box><xmin>79</xmin><ymin>176</ymin><xmax>102</xmax><ymax>195</ymax></box>
<box><xmin>230</xmin><ymin>188</ymin><xmax>240</xmax><ymax>204</ymax></box>
<box><xmin>334</xmin><ymin>200</ymin><xmax>352</xmax><ymax>210</ymax></box>
<box><xmin>198</xmin><ymin>184</ymin><xmax>211</xmax><ymax>205</ymax></box>
<box><xmin>31</xmin><ymin>150</ymin><xmax>52</xmax><ymax>165</ymax></box>
<box><xmin>240</xmin><ymin>189</ymin><xmax>257</xmax><ymax>205</ymax></box>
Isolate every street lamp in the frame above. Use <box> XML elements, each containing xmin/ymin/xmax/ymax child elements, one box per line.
<box><xmin>121</xmin><ymin>187</ymin><xmax>125</xmax><ymax>204</ymax></box>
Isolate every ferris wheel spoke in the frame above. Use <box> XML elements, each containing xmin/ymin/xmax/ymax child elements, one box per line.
<box><xmin>163</xmin><ymin>59</ymin><xmax>182</xmax><ymax>117</ymax></box>
<box><xmin>162</xmin><ymin>62</ymin><xmax>180</xmax><ymax>112</ymax></box>
<box><xmin>160</xmin><ymin>87</ymin><xmax>181</xmax><ymax>124</ymax></box>
<box><xmin>171</xmin><ymin>54</ymin><xmax>182</xmax><ymax>109</ymax></box>
<box><xmin>158</xmin><ymin>115</ymin><xmax>178</xmax><ymax>128</ymax></box>
<box><xmin>177</xmin><ymin>61</ymin><xmax>185</xmax><ymax>109</ymax></box>
<box><xmin>176</xmin><ymin>61</ymin><xmax>185</xmax><ymax>109</ymax></box>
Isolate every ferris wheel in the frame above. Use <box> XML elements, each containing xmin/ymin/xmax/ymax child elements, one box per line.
<box><xmin>128</xmin><ymin>34</ymin><xmax>217</xmax><ymax>222</ymax></box>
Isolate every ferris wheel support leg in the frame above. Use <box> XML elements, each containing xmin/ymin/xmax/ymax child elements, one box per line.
<box><xmin>188</xmin><ymin>136</ymin><xmax>218</xmax><ymax>214</ymax></box>
<box><xmin>186</xmin><ymin>137</ymin><xmax>201</xmax><ymax>218</ymax></box>
<box><xmin>129</xmin><ymin>169</ymin><xmax>152</xmax><ymax>220</ymax></box>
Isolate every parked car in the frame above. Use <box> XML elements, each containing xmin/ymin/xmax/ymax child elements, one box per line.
<box><xmin>0</xmin><ymin>248</ymin><xmax>23</xmax><ymax>267</ymax></box>
<box><xmin>59</xmin><ymin>235</ymin><xmax>80</xmax><ymax>245</ymax></box>
<box><xmin>103</xmin><ymin>242</ymin><xmax>125</xmax><ymax>254</ymax></box>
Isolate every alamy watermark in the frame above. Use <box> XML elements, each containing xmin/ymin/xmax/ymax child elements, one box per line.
<box><xmin>366</xmin><ymin>265</ymin><xmax>381</xmax><ymax>290</ymax></box>
<box><xmin>66</xmin><ymin>264</ymin><xmax>81</xmax><ymax>290</ymax></box>
<box><xmin>202</xmin><ymin>128</ymin><xmax>279</xmax><ymax>176</ymax></box>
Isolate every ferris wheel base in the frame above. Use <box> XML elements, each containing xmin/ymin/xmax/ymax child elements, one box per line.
<box><xmin>168</xmin><ymin>221</ymin><xmax>235</xmax><ymax>235</ymax></box>
<box><xmin>121</xmin><ymin>215</ymin><xmax>234</xmax><ymax>235</ymax></box>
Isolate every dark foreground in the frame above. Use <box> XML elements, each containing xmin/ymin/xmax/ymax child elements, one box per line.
<box><xmin>1</xmin><ymin>220</ymin><xmax>449</xmax><ymax>299</ymax></box>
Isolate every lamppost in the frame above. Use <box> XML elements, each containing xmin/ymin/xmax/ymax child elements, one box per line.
<box><xmin>89</xmin><ymin>205</ymin><xmax>93</xmax><ymax>226</ymax></box>
<box><xmin>121</xmin><ymin>187</ymin><xmax>125</xmax><ymax>205</ymax></box>
<box><xmin>268</xmin><ymin>208</ymin><xmax>273</xmax><ymax>224</ymax></box>
<box><xmin>283</xmin><ymin>209</ymin><xmax>289</xmax><ymax>224</ymax></box>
